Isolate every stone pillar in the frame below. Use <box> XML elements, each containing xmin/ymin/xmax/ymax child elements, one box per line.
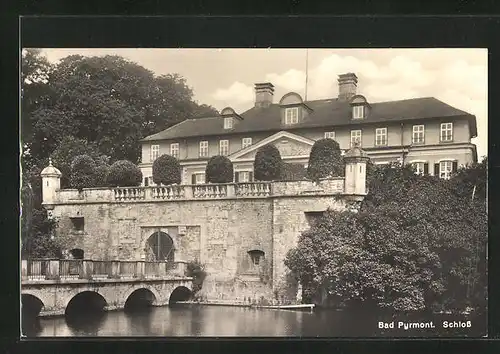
<box><xmin>343</xmin><ymin>143</ymin><xmax>370</xmax><ymax>195</ymax></box>
<box><xmin>137</xmin><ymin>261</ymin><xmax>145</xmax><ymax>279</ymax></box>
<box><xmin>184</xmin><ymin>185</ymin><xmax>193</xmax><ymax>199</ymax></box>
<box><xmin>226</xmin><ymin>184</ymin><xmax>235</xmax><ymax>198</ymax></box>
<box><xmin>46</xmin><ymin>259</ymin><xmax>60</xmax><ymax>280</ymax></box>
<box><xmin>81</xmin><ymin>260</ymin><xmax>93</xmax><ymax>279</ymax></box>
<box><xmin>110</xmin><ymin>261</ymin><xmax>120</xmax><ymax>278</ymax></box>
<box><xmin>176</xmin><ymin>261</ymin><xmax>188</xmax><ymax>277</ymax></box>
<box><xmin>21</xmin><ymin>260</ymin><xmax>28</xmax><ymax>280</ymax></box>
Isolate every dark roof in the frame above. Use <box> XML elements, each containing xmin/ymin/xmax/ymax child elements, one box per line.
<box><xmin>141</xmin><ymin>97</ymin><xmax>477</xmax><ymax>142</ymax></box>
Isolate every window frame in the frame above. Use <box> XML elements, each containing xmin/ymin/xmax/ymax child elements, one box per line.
<box><xmin>439</xmin><ymin>160</ymin><xmax>454</xmax><ymax>179</ymax></box>
<box><xmin>284</xmin><ymin>107</ymin><xmax>299</xmax><ymax>125</ymax></box>
<box><xmin>350</xmin><ymin>129</ymin><xmax>362</xmax><ymax>147</ymax></box>
<box><xmin>224</xmin><ymin>117</ymin><xmax>233</xmax><ymax>129</ymax></box>
<box><xmin>440</xmin><ymin>122</ymin><xmax>453</xmax><ymax>142</ymax></box>
<box><xmin>199</xmin><ymin>141</ymin><xmax>208</xmax><ymax>158</ymax></box>
<box><xmin>150</xmin><ymin>144</ymin><xmax>160</xmax><ymax>162</ymax></box>
<box><xmin>412</xmin><ymin>124</ymin><xmax>425</xmax><ymax>144</ymax></box>
<box><xmin>195</xmin><ymin>173</ymin><xmax>206</xmax><ymax>184</ymax></box>
<box><xmin>324</xmin><ymin>131</ymin><xmax>335</xmax><ymax>140</ymax></box>
<box><xmin>352</xmin><ymin>105</ymin><xmax>364</xmax><ymax>119</ymax></box>
<box><xmin>242</xmin><ymin>137</ymin><xmax>252</xmax><ymax>149</ymax></box>
<box><xmin>413</xmin><ymin>162</ymin><xmax>425</xmax><ymax>175</ymax></box>
<box><xmin>375</xmin><ymin>127</ymin><xmax>388</xmax><ymax>146</ymax></box>
<box><xmin>170</xmin><ymin>143</ymin><xmax>179</xmax><ymax>158</ymax></box>
<box><xmin>239</xmin><ymin>171</ymin><xmax>250</xmax><ymax>183</ymax></box>
<box><xmin>219</xmin><ymin>139</ymin><xmax>229</xmax><ymax>156</ymax></box>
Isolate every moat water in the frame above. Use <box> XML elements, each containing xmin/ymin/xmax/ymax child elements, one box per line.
<box><xmin>22</xmin><ymin>305</ymin><xmax>486</xmax><ymax>337</ymax></box>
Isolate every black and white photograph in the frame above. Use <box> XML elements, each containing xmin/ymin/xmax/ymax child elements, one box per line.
<box><xmin>20</xmin><ymin>47</ymin><xmax>488</xmax><ymax>337</ymax></box>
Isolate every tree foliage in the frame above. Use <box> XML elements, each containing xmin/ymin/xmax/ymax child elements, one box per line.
<box><xmin>70</xmin><ymin>155</ymin><xmax>97</xmax><ymax>190</ymax></box>
<box><xmin>21</xmin><ymin>209</ymin><xmax>62</xmax><ymax>259</ymax></box>
<box><xmin>152</xmin><ymin>154</ymin><xmax>181</xmax><ymax>185</ymax></box>
<box><xmin>186</xmin><ymin>260</ymin><xmax>207</xmax><ymax>294</ymax></box>
<box><xmin>285</xmin><ymin>160</ymin><xmax>487</xmax><ymax>313</ymax></box>
<box><xmin>106</xmin><ymin>160</ymin><xmax>143</xmax><ymax>187</ymax></box>
<box><xmin>281</xmin><ymin>163</ymin><xmax>307</xmax><ymax>181</ymax></box>
<box><xmin>307</xmin><ymin>138</ymin><xmax>344</xmax><ymax>181</ymax></box>
<box><xmin>205</xmin><ymin>155</ymin><xmax>234</xmax><ymax>183</ymax></box>
<box><xmin>253</xmin><ymin>144</ymin><xmax>283</xmax><ymax>181</ymax></box>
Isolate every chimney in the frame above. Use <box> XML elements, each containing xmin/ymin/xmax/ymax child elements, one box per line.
<box><xmin>338</xmin><ymin>73</ymin><xmax>358</xmax><ymax>101</ymax></box>
<box><xmin>254</xmin><ymin>82</ymin><xmax>275</xmax><ymax>108</ymax></box>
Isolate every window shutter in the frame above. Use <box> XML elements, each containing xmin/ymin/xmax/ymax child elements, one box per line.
<box><xmin>434</xmin><ymin>163</ymin><xmax>439</xmax><ymax>176</ymax></box>
<box><xmin>249</xmin><ymin>172</ymin><xmax>254</xmax><ymax>182</ymax></box>
<box><xmin>191</xmin><ymin>174</ymin><xmax>196</xmax><ymax>184</ymax></box>
<box><xmin>423</xmin><ymin>163</ymin><xmax>429</xmax><ymax>175</ymax></box>
<box><xmin>452</xmin><ymin>161</ymin><xmax>458</xmax><ymax>173</ymax></box>
<box><xmin>234</xmin><ymin>172</ymin><xmax>239</xmax><ymax>183</ymax></box>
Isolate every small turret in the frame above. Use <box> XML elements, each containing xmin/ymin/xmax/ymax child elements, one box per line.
<box><xmin>40</xmin><ymin>158</ymin><xmax>62</xmax><ymax>209</ymax></box>
<box><xmin>343</xmin><ymin>143</ymin><xmax>369</xmax><ymax>195</ymax></box>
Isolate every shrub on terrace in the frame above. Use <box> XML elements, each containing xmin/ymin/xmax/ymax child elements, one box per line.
<box><xmin>152</xmin><ymin>154</ymin><xmax>181</xmax><ymax>185</ymax></box>
<box><xmin>306</xmin><ymin>138</ymin><xmax>344</xmax><ymax>182</ymax></box>
<box><xmin>106</xmin><ymin>160</ymin><xmax>143</xmax><ymax>187</ymax></box>
<box><xmin>253</xmin><ymin>144</ymin><xmax>283</xmax><ymax>181</ymax></box>
<box><xmin>205</xmin><ymin>155</ymin><xmax>234</xmax><ymax>183</ymax></box>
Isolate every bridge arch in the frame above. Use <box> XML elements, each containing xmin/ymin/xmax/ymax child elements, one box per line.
<box><xmin>21</xmin><ymin>293</ymin><xmax>45</xmax><ymax>317</ymax></box>
<box><xmin>64</xmin><ymin>291</ymin><xmax>108</xmax><ymax>316</ymax></box>
<box><xmin>169</xmin><ymin>285</ymin><xmax>192</xmax><ymax>305</ymax></box>
<box><xmin>123</xmin><ymin>286</ymin><xmax>161</xmax><ymax>309</ymax></box>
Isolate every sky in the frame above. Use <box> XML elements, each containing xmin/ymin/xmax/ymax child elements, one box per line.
<box><xmin>41</xmin><ymin>48</ymin><xmax>488</xmax><ymax>158</ymax></box>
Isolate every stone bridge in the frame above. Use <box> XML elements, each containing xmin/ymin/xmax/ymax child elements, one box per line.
<box><xmin>21</xmin><ymin>259</ymin><xmax>193</xmax><ymax>317</ymax></box>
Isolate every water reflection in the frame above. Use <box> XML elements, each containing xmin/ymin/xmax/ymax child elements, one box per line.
<box><xmin>24</xmin><ymin>305</ymin><xmax>486</xmax><ymax>337</ymax></box>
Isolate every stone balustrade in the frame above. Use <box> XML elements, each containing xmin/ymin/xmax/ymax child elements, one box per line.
<box><xmin>21</xmin><ymin>259</ymin><xmax>188</xmax><ymax>282</ymax></box>
<box><xmin>53</xmin><ymin>179</ymin><xmax>346</xmax><ymax>204</ymax></box>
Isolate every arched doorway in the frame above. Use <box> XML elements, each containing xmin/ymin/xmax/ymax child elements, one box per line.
<box><xmin>146</xmin><ymin>231</ymin><xmax>175</xmax><ymax>261</ymax></box>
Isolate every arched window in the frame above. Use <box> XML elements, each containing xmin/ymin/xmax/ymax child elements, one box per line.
<box><xmin>146</xmin><ymin>231</ymin><xmax>175</xmax><ymax>261</ymax></box>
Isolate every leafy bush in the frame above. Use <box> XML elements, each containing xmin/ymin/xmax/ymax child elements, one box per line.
<box><xmin>186</xmin><ymin>260</ymin><xmax>207</xmax><ymax>294</ymax></box>
<box><xmin>94</xmin><ymin>155</ymin><xmax>110</xmax><ymax>187</ymax></box>
<box><xmin>21</xmin><ymin>209</ymin><xmax>62</xmax><ymax>259</ymax></box>
<box><xmin>306</xmin><ymin>138</ymin><xmax>343</xmax><ymax>181</ymax></box>
<box><xmin>281</xmin><ymin>163</ymin><xmax>307</xmax><ymax>181</ymax></box>
<box><xmin>152</xmin><ymin>154</ymin><xmax>181</xmax><ymax>185</ymax></box>
<box><xmin>70</xmin><ymin>155</ymin><xmax>97</xmax><ymax>190</ymax></box>
<box><xmin>253</xmin><ymin>144</ymin><xmax>283</xmax><ymax>181</ymax></box>
<box><xmin>106</xmin><ymin>160</ymin><xmax>143</xmax><ymax>187</ymax></box>
<box><xmin>205</xmin><ymin>155</ymin><xmax>234</xmax><ymax>183</ymax></box>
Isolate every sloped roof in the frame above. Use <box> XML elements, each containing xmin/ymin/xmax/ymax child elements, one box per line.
<box><xmin>140</xmin><ymin>97</ymin><xmax>477</xmax><ymax>142</ymax></box>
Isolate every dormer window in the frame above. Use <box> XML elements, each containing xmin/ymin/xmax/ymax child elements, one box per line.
<box><xmin>350</xmin><ymin>95</ymin><xmax>369</xmax><ymax>120</ymax></box>
<box><xmin>285</xmin><ymin>107</ymin><xmax>299</xmax><ymax>124</ymax></box>
<box><xmin>353</xmin><ymin>105</ymin><xmax>364</xmax><ymax>119</ymax></box>
<box><xmin>224</xmin><ymin>117</ymin><xmax>233</xmax><ymax>129</ymax></box>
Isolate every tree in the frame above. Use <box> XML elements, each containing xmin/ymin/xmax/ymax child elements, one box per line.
<box><xmin>106</xmin><ymin>160</ymin><xmax>143</xmax><ymax>187</ymax></box>
<box><xmin>94</xmin><ymin>156</ymin><xmax>111</xmax><ymax>187</ymax></box>
<box><xmin>152</xmin><ymin>154</ymin><xmax>181</xmax><ymax>185</ymax></box>
<box><xmin>253</xmin><ymin>144</ymin><xmax>283</xmax><ymax>181</ymax></box>
<box><xmin>285</xmin><ymin>163</ymin><xmax>487</xmax><ymax>313</ymax></box>
<box><xmin>306</xmin><ymin>138</ymin><xmax>343</xmax><ymax>182</ymax></box>
<box><xmin>70</xmin><ymin>155</ymin><xmax>97</xmax><ymax>190</ymax></box>
<box><xmin>205</xmin><ymin>155</ymin><xmax>234</xmax><ymax>183</ymax></box>
<box><xmin>50</xmin><ymin>136</ymin><xmax>106</xmax><ymax>188</ymax></box>
<box><xmin>186</xmin><ymin>260</ymin><xmax>207</xmax><ymax>294</ymax></box>
<box><xmin>21</xmin><ymin>209</ymin><xmax>62</xmax><ymax>259</ymax></box>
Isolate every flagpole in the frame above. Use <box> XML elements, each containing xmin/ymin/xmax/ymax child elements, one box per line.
<box><xmin>305</xmin><ymin>49</ymin><xmax>309</xmax><ymax>101</ymax></box>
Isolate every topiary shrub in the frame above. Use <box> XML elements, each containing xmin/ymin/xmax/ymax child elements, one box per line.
<box><xmin>70</xmin><ymin>155</ymin><xmax>97</xmax><ymax>190</ymax></box>
<box><xmin>205</xmin><ymin>155</ymin><xmax>234</xmax><ymax>183</ymax></box>
<box><xmin>106</xmin><ymin>160</ymin><xmax>143</xmax><ymax>187</ymax></box>
<box><xmin>306</xmin><ymin>138</ymin><xmax>344</xmax><ymax>182</ymax></box>
<box><xmin>152</xmin><ymin>154</ymin><xmax>181</xmax><ymax>185</ymax></box>
<box><xmin>253</xmin><ymin>144</ymin><xmax>283</xmax><ymax>181</ymax></box>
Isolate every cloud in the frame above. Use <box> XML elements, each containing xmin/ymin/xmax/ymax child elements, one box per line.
<box><xmin>211</xmin><ymin>81</ymin><xmax>254</xmax><ymax>105</ymax></box>
<box><xmin>265</xmin><ymin>69</ymin><xmax>305</xmax><ymax>92</ymax></box>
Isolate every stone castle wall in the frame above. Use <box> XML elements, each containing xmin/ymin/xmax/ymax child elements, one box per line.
<box><xmin>46</xmin><ymin>178</ymin><xmax>361</xmax><ymax>303</ymax></box>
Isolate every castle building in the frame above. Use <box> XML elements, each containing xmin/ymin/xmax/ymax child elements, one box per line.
<box><xmin>139</xmin><ymin>73</ymin><xmax>478</xmax><ymax>185</ymax></box>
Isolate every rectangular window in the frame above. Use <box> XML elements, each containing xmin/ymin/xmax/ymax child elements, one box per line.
<box><xmin>440</xmin><ymin>122</ymin><xmax>453</xmax><ymax>142</ymax></box>
<box><xmin>412</xmin><ymin>125</ymin><xmax>425</xmax><ymax>144</ymax></box>
<box><xmin>219</xmin><ymin>140</ymin><xmax>229</xmax><ymax>156</ymax></box>
<box><xmin>375</xmin><ymin>128</ymin><xmax>387</xmax><ymax>146</ymax></box>
<box><xmin>242</xmin><ymin>137</ymin><xmax>252</xmax><ymax>149</ymax></box>
<box><xmin>170</xmin><ymin>143</ymin><xmax>179</xmax><ymax>158</ymax></box>
<box><xmin>353</xmin><ymin>105</ymin><xmax>364</xmax><ymax>119</ymax></box>
<box><xmin>150</xmin><ymin>144</ymin><xmax>159</xmax><ymax>162</ymax></box>
<box><xmin>350</xmin><ymin>130</ymin><xmax>362</xmax><ymax>147</ymax></box>
<box><xmin>412</xmin><ymin>162</ymin><xmax>427</xmax><ymax>175</ymax></box>
<box><xmin>324</xmin><ymin>131</ymin><xmax>335</xmax><ymax>140</ymax></box>
<box><xmin>285</xmin><ymin>107</ymin><xmax>299</xmax><ymax>124</ymax></box>
<box><xmin>239</xmin><ymin>171</ymin><xmax>250</xmax><ymax>182</ymax></box>
<box><xmin>439</xmin><ymin>160</ymin><xmax>454</xmax><ymax>179</ymax></box>
<box><xmin>199</xmin><ymin>141</ymin><xmax>208</xmax><ymax>157</ymax></box>
<box><xmin>224</xmin><ymin>117</ymin><xmax>233</xmax><ymax>129</ymax></box>
<box><xmin>70</xmin><ymin>217</ymin><xmax>85</xmax><ymax>232</ymax></box>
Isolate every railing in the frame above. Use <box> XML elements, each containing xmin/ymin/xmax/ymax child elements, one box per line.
<box><xmin>193</xmin><ymin>184</ymin><xmax>228</xmax><ymax>198</ymax></box>
<box><xmin>21</xmin><ymin>259</ymin><xmax>188</xmax><ymax>282</ymax></box>
<box><xmin>150</xmin><ymin>185</ymin><xmax>185</xmax><ymax>199</ymax></box>
<box><xmin>235</xmin><ymin>182</ymin><xmax>271</xmax><ymax>197</ymax></box>
<box><xmin>114</xmin><ymin>187</ymin><xmax>146</xmax><ymax>201</ymax></box>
